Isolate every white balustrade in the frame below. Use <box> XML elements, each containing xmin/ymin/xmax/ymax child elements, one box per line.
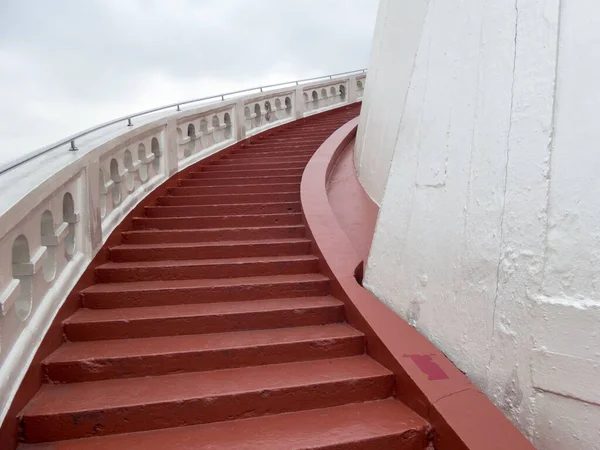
<box><xmin>0</xmin><ymin>72</ymin><xmax>365</xmax><ymax>424</ymax></box>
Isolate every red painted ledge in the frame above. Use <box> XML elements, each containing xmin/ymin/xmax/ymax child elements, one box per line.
<box><xmin>300</xmin><ymin>118</ymin><xmax>535</xmax><ymax>450</ymax></box>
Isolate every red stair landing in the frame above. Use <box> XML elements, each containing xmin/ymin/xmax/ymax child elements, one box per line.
<box><xmin>17</xmin><ymin>106</ymin><xmax>431</xmax><ymax>449</ymax></box>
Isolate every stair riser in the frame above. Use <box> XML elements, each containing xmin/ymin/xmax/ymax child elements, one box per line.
<box><xmin>261</xmin><ymin>130</ymin><xmax>339</xmax><ymax>137</ymax></box>
<box><xmin>109</xmin><ymin>241</ymin><xmax>311</xmax><ymax>262</ymax></box>
<box><xmin>265</xmin><ymin>131</ymin><xmax>340</xmax><ymax>138</ymax></box>
<box><xmin>156</xmin><ymin>192</ymin><xmax>300</xmax><ymax>206</ymax></box>
<box><xmin>82</xmin><ymin>279</ymin><xmax>330</xmax><ymax>308</ymax></box>
<box><xmin>245</xmin><ymin>142</ymin><xmax>323</xmax><ymax>149</ymax></box>
<box><xmin>322</xmin><ymin>435</ymin><xmax>430</xmax><ymax>450</ymax></box>
<box><xmin>189</xmin><ymin>168</ymin><xmax>304</xmax><ymax>178</ymax></box>
<box><xmin>132</xmin><ymin>213</ymin><xmax>303</xmax><ymax>230</ymax></box>
<box><xmin>122</xmin><ymin>226</ymin><xmax>305</xmax><ymax>244</ymax></box>
<box><xmin>22</xmin><ymin>374</ymin><xmax>393</xmax><ymax>442</ymax></box>
<box><xmin>179</xmin><ymin>175</ymin><xmax>302</xmax><ymax>186</ymax></box>
<box><xmin>237</xmin><ymin>145</ymin><xmax>319</xmax><ymax>153</ymax></box>
<box><xmin>216</xmin><ymin>155</ymin><xmax>312</xmax><ymax>164</ymax></box>
<box><xmin>226</xmin><ymin>151</ymin><xmax>315</xmax><ymax>160</ymax></box>
<box><xmin>202</xmin><ymin>161</ymin><xmax>308</xmax><ymax>170</ymax></box>
<box><xmin>145</xmin><ymin>202</ymin><xmax>301</xmax><ymax>217</ymax></box>
<box><xmin>64</xmin><ymin>305</ymin><xmax>345</xmax><ymax>341</ymax></box>
<box><xmin>44</xmin><ymin>336</ymin><xmax>365</xmax><ymax>383</ymax></box>
<box><xmin>96</xmin><ymin>257</ymin><xmax>318</xmax><ymax>282</ymax></box>
<box><xmin>167</xmin><ymin>184</ymin><xmax>299</xmax><ymax>196</ymax></box>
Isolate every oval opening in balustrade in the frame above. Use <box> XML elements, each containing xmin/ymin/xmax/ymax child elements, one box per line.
<box><xmin>98</xmin><ymin>169</ymin><xmax>106</xmax><ymax>219</ymax></box>
<box><xmin>339</xmin><ymin>84</ymin><xmax>346</xmax><ymax>101</ymax></box>
<box><xmin>99</xmin><ymin>169</ymin><xmax>107</xmax><ymax>218</ymax></box>
<box><xmin>12</xmin><ymin>234</ymin><xmax>33</xmax><ymax>321</ymax></box>
<box><xmin>312</xmin><ymin>90</ymin><xmax>319</xmax><ymax>109</ymax></box>
<box><xmin>244</xmin><ymin>106</ymin><xmax>251</xmax><ymax>119</ymax></box>
<box><xmin>138</xmin><ymin>143</ymin><xmax>148</xmax><ymax>182</ymax></box>
<box><xmin>151</xmin><ymin>137</ymin><xmax>161</xmax><ymax>172</ymax></box>
<box><xmin>187</xmin><ymin>123</ymin><xmax>195</xmax><ymax>139</ymax></box>
<box><xmin>357</xmin><ymin>79</ymin><xmax>364</xmax><ymax>91</ymax></box>
<box><xmin>224</xmin><ymin>113</ymin><xmax>232</xmax><ymax>139</ymax></box>
<box><xmin>109</xmin><ymin>159</ymin><xmax>122</xmax><ymax>205</ymax></box>
<box><xmin>330</xmin><ymin>86</ymin><xmax>336</xmax><ymax>97</ymax></box>
<box><xmin>63</xmin><ymin>193</ymin><xmax>76</xmax><ymax>257</ymax></box>
<box><xmin>185</xmin><ymin>125</ymin><xmax>195</xmax><ymax>158</ymax></box>
<box><xmin>212</xmin><ymin>115</ymin><xmax>221</xmax><ymax>143</ymax></box>
<box><xmin>285</xmin><ymin>97</ymin><xmax>292</xmax><ymax>116</ymax></box>
<box><xmin>200</xmin><ymin>119</ymin><xmax>208</xmax><ymax>134</ymax></box>
<box><xmin>40</xmin><ymin>210</ymin><xmax>57</xmax><ymax>282</ymax></box>
<box><xmin>123</xmin><ymin>150</ymin><xmax>135</xmax><ymax>192</ymax></box>
<box><xmin>264</xmin><ymin>101</ymin><xmax>272</xmax><ymax>122</ymax></box>
<box><xmin>254</xmin><ymin>103</ymin><xmax>261</xmax><ymax>127</ymax></box>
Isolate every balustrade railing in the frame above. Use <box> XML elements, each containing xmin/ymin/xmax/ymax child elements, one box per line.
<box><xmin>0</xmin><ymin>69</ymin><xmax>366</xmax><ymax>424</ymax></box>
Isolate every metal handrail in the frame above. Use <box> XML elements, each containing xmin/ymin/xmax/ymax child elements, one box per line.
<box><xmin>0</xmin><ymin>68</ymin><xmax>367</xmax><ymax>176</ymax></box>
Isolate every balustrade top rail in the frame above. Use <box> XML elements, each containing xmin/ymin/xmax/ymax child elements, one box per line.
<box><xmin>0</xmin><ymin>69</ymin><xmax>367</xmax><ymax>176</ymax></box>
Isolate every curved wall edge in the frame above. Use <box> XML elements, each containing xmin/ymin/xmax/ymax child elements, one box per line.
<box><xmin>300</xmin><ymin>118</ymin><xmax>534</xmax><ymax>450</ymax></box>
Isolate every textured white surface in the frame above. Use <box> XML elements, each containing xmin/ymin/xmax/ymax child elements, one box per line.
<box><xmin>361</xmin><ymin>0</ymin><xmax>600</xmax><ymax>448</ymax></box>
<box><xmin>354</xmin><ymin>0</ymin><xmax>429</xmax><ymax>205</ymax></box>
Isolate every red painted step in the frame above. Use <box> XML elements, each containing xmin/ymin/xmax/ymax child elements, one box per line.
<box><xmin>81</xmin><ymin>274</ymin><xmax>331</xmax><ymax>308</ymax></box>
<box><xmin>21</xmin><ymin>356</ymin><xmax>393</xmax><ymax>442</ymax></box>
<box><xmin>203</xmin><ymin>160</ymin><xmax>308</xmax><ymax>170</ymax></box>
<box><xmin>121</xmin><ymin>224</ymin><xmax>305</xmax><ymax>244</ymax></box>
<box><xmin>96</xmin><ymin>254</ymin><xmax>319</xmax><ymax>282</ymax></box>
<box><xmin>144</xmin><ymin>201</ymin><xmax>301</xmax><ymax>217</ymax></box>
<box><xmin>132</xmin><ymin>212</ymin><xmax>303</xmax><ymax>229</ymax></box>
<box><xmin>109</xmin><ymin>238</ymin><xmax>312</xmax><ymax>261</ymax></box>
<box><xmin>189</xmin><ymin>167</ymin><xmax>305</xmax><ymax>178</ymax></box>
<box><xmin>167</xmin><ymin>182</ymin><xmax>300</xmax><ymax>196</ymax></box>
<box><xmin>17</xmin><ymin>400</ymin><xmax>429</xmax><ymax>450</ymax></box>
<box><xmin>63</xmin><ymin>296</ymin><xmax>345</xmax><ymax>340</ymax></box>
<box><xmin>178</xmin><ymin>174</ymin><xmax>302</xmax><ymax>186</ymax></box>
<box><xmin>215</xmin><ymin>154</ymin><xmax>312</xmax><ymax>164</ymax></box>
<box><xmin>44</xmin><ymin>324</ymin><xmax>365</xmax><ymax>382</ymax></box>
<box><xmin>226</xmin><ymin>149</ymin><xmax>315</xmax><ymax>159</ymax></box>
<box><xmin>156</xmin><ymin>191</ymin><xmax>300</xmax><ymax>206</ymax></box>
<box><xmin>16</xmin><ymin>105</ymin><xmax>433</xmax><ymax>449</ymax></box>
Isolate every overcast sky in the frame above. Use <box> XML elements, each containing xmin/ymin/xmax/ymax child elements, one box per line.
<box><xmin>0</xmin><ymin>0</ymin><xmax>378</xmax><ymax>166</ymax></box>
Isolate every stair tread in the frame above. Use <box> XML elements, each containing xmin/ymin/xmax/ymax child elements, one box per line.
<box><xmin>176</xmin><ymin>182</ymin><xmax>300</xmax><ymax>188</ymax></box>
<box><xmin>23</xmin><ymin>356</ymin><xmax>390</xmax><ymax>416</ymax></box>
<box><xmin>133</xmin><ymin>212</ymin><xmax>302</xmax><ymax>221</ymax></box>
<box><xmin>46</xmin><ymin>324</ymin><xmax>362</xmax><ymax>363</ymax></box>
<box><xmin>112</xmin><ymin>237</ymin><xmax>311</xmax><ymax>250</ymax></box>
<box><xmin>147</xmin><ymin>201</ymin><xmax>301</xmax><ymax>207</ymax></box>
<box><xmin>82</xmin><ymin>273</ymin><xmax>329</xmax><ymax>293</ymax></box>
<box><xmin>98</xmin><ymin>254</ymin><xmax>318</xmax><ymax>270</ymax></box>
<box><xmin>122</xmin><ymin>224</ymin><xmax>304</xmax><ymax>235</ymax></box>
<box><xmin>66</xmin><ymin>296</ymin><xmax>343</xmax><ymax>323</ymax></box>
<box><xmin>19</xmin><ymin>400</ymin><xmax>427</xmax><ymax>450</ymax></box>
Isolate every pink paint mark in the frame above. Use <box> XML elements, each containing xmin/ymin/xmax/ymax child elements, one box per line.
<box><xmin>405</xmin><ymin>354</ymin><xmax>449</xmax><ymax>381</ymax></box>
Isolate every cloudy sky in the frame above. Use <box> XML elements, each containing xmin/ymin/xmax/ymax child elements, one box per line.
<box><xmin>0</xmin><ymin>0</ymin><xmax>378</xmax><ymax>166</ymax></box>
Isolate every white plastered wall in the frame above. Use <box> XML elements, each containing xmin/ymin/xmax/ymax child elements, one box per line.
<box><xmin>360</xmin><ymin>0</ymin><xmax>600</xmax><ymax>448</ymax></box>
<box><xmin>354</xmin><ymin>0</ymin><xmax>429</xmax><ymax>205</ymax></box>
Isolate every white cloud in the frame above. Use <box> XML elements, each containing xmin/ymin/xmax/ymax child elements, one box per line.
<box><xmin>0</xmin><ymin>0</ymin><xmax>378</xmax><ymax>165</ymax></box>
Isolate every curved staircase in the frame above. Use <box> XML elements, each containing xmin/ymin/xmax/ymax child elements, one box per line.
<box><xmin>17</xmin><ymin>106</ymin><xmax>432</xmax><ymax>449</ymax></box>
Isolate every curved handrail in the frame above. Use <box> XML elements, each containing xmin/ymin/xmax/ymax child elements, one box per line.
<box><xmin>0</xmin><ymin>69</ymin><xmax>367</xmax><ymax>176</ymax></box>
